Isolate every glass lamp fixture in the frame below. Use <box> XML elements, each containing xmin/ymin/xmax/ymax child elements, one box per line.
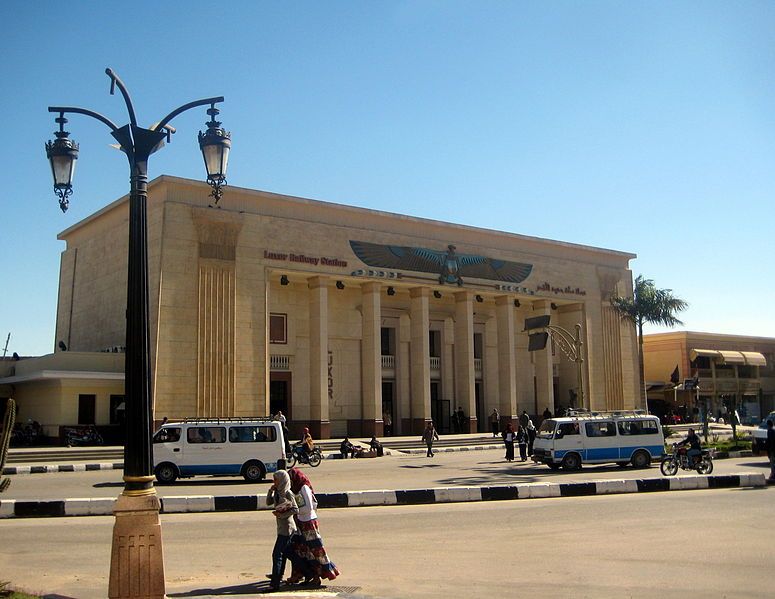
<box><xmin>46</xmin><ymin>114</ymin><xmax>79</xmax><ymax>212</ymax></box>
<box><xmin>198</xmin><ymin>104</ymin><xmax>231</xmax><ymax>203</ymax></box>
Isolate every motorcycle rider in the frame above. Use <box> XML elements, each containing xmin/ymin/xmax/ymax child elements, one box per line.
<box><xmin>676</xmin><ymin>427</ymin><xmax>702</xmax><ymax>466</ymax></box>
<box><xmin>298</xmin><ymin>427</ymin><xmax>314</xmax><ymax>457</ymax></box>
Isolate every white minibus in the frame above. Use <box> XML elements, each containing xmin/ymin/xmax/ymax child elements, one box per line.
<box><xmin>152</xmin><ymin>418</ymin><xmax>286</xmax><ymax>483</ymax></box>
<box><xmin>532</xmin><ymin>410</ymin><xmax>664</xmax><ymax>471</ymax></box>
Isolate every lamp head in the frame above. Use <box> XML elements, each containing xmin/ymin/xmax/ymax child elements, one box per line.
<box><xmin>46</xmin><ymin>113</ymin><xmax>79</xmax><ymax>212</ymax></box>
<box><xmin>198</xmin><ymin>104</ymin><xmax>231</xmax><ymax>204</ymax></box>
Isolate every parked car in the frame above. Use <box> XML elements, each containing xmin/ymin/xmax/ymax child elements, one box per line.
<box><xmin>752</xmin><ymin>411</ymin><xmax>775</xmax><ymax>453</ymax></box>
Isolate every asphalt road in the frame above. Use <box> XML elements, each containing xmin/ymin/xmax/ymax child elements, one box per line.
<box><xmin>1</xmin><ymin>486</ymin><xmax>771</xmax><ymax>598</ymax></box>
<box><xmin>2</xmin><ymin>449</ymin><xmax>770</xmax><ymax>500</ymax></box>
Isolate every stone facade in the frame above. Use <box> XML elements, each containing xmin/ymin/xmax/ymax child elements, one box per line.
<box><xmin>15</xmin><ymin>175</ymin><xmax>642</xmax><ymax>437</ymax></box>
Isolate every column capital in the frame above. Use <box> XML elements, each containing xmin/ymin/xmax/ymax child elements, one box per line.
<box><xmin>531</xmin><ymin>299</ymin><xmax>552</xmax><ymax>312</ymax></box>
<box><xmin>308</xmin><ymin>275</ymin><xmax>330</xmax><ymax>290</ymax></box>
<box><xmin>454</xmin><ymin>290</ymin><xmax>474</xmax><ymax>303</ymax></box>
<box><xmin>410</xmin><ymin>286</ymin><xmax>430</xmax><ymax>299</ymax></box>
<box><xmin>495</xmin><ymin>294</ymin><xmax>512</xmax><ymax>307</ymax></box>
<box><xmin>361</xmin><ymin>281</ymin><xmax>382</xmax><ymax>294</ymax></box>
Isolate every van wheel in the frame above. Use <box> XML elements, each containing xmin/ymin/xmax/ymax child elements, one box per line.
<box><xmin>562</xmin><ymin>453</ymin><xmax>581</xmax><ymax>471</ymax></box>
<box><xmin>631</xmin><ymin>450</ymin><xmax>651</xmax><ymax>469</ymax></box>
<box><xmin>155</xmin><ymin>463</ymin><xmax>178</xmax><ymax>484</ymax></box>
<box><xmin>242</xmin><ymin>461</ymin><xmax>266</xmax><ymax>482</ymax></box>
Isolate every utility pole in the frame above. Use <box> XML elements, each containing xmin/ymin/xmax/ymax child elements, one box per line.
<box><xmin>1</xmin><ymin>333</ymin><xmax>9</xmax><ymax>358</ymax></box>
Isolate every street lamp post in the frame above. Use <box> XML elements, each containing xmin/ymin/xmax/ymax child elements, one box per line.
<box><xmin>46</xmin><ymin>68</ymin><xmax>230</xmax><ymax>599</ymax></box>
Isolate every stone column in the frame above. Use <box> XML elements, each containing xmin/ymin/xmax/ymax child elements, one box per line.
<box><xmin>360</xmin><ymin>282</ymin><xmax>383</xmax><ymax>437</ymax></box>
<box><xmin>454</xmin><ymin>291</ymin><xmax>477</xmax><ymax>432</ymax></box>
<box><xmin>397</xmin><ymin>313</ymin><xmax>411</xmax><ymax>435</ymax></box>
<box><xmin>308</xmin><ymin>276</ymin><xmax>330</xmax><ymax>439</ymax></box>
<box><xmin>514</xmin><ymin>304</ymin><xmax>533</xmax><ymax>421</ymax></box>
<box><xmin>496</xmin><ymin>296</ymin><xmax>518</xmax><ymax>426</ymax></box>
<box><xmin>409</xmin><ymin>287</ymin><xmax>431</xmax><ymax>434</ymax></box>
<box><xmin>532</xmin><ymin>300</ymin><xmax>555</xmax><ymax>416</ymax></box>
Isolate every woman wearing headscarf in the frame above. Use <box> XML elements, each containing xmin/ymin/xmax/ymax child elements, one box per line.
<box><xmin>286</xmin><ymin>468</ymin><xmax>340</xmax><ymax>585</ymax></box>
<box><xmin>265</xmin><ymin>470</ymin><xmax>299</xmax><ymax>591</ymax></box>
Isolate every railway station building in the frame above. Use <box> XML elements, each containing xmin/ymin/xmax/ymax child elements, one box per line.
<box><xmin>1</xmin><ymin>176</ymin><xmax>641</xmax><ymax>439</ymax></box>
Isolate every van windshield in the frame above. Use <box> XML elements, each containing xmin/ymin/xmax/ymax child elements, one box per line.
<box><xmin>538</xmin><ymin>419</ymin><xmax>556</xmax><ymax>439</ymax></box>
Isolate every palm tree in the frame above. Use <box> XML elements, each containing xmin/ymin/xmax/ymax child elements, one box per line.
<box><xmin>610</xmin><ymin>275</ymin><xmax>688</xmax><ymax>409</ymax></box>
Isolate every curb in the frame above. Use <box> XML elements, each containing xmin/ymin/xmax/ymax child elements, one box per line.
<box><xmin>0</xmin><ymin>472</ymin><xmax>766</xmax><ymax>519</ymax></box>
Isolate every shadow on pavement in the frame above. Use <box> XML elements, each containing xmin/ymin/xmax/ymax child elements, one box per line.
<box><xmin>169</xmin><ymin>580</ymin><xmax>268</xmax><ymax>596</ymax></box>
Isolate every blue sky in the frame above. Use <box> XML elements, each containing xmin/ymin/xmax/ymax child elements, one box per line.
<box><xmin>1</xmin><ymin>1</ymin><xmax>773</xmax><ymax>356</ymax></box>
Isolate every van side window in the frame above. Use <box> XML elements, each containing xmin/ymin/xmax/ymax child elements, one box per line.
<box><xmin>188</xmin><ymin>426</ymin><xmax>226</xmax><ymax>443</ymax></box>
<box><xmin>154</xmin><ymin>427</ymin><xmax>181</xmax><ymax>443</ymax></box>
<box><xmin>585</xmin><ymin>422</ymin><xmax>616</xmax><ymax>437</ymax></box>
<box><xmin>229</xmin><ymin>425</ymin><xmax>277</xmax><ymax>443</ymax></box>
<box><xmin>558</xmin><ymin>423</ymin><xmax>580</xmax><ymax>436</ymax></box>
<box><xmin>618</xmin><ymin>420</ymin><xmax>658</xmax><ymax>435</ymax></box>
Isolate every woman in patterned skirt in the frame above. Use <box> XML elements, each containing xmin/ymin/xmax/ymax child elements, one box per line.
<box><xmin>286</xmin><ymin>467</ymin><xmax>340</xmax><ymax>585</ymax></box>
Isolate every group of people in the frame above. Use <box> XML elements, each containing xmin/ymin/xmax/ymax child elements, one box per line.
<box><xmin>451</xmin><ymin>406</ymin><xmax>467</xmax><ymax>433</ymax></box>
<box><xmin>339</xmin><ymin>435</ymin><xmax>383</xmax><ymax>458</ymax></box>
<box><xmin>500</xmin><ymin>411</ymin><xmax>537</xmax><ymax>462</ymax></box>
<box><xmin>266</xmin><ymin>467</ymin><xmax>340</xmax><ymax>591</ymax></box>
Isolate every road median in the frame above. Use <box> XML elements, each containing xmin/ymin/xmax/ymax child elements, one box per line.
<box><xmin>0</xmin><ymin>472</ymin><xmax>766</xmax><ymax>519</ymax></box>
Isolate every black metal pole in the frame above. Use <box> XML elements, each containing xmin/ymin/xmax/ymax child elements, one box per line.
<box><xmin>122</xmin><ymin>157</ymin><xmax>154</xmax><ymax>495</ymax></box>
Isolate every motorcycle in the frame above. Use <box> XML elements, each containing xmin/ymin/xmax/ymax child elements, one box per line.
<box><xmin>660</xmin><ymin>443</ymin><xmax>714</xmax><ymax>476</ymax></box>
<box><xmin>65</xmin><ymin>425</ymin><xmax>104</xmax><ymax>447</ymax></box>
<box><xmin>286</xmin><ymin>443</ymin><xmax>322</xmax><ymax>468</ymax></box>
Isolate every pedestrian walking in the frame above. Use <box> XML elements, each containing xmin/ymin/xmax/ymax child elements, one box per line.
<box><xmin>502</xmin><ymin>422</ymin><xmax>516</xmax><ymax>462</ymax></box>
<box><xmin>274</xmin><ymin>410</ymin><xmax>291</xmax><ymax>454</ymax></box>
<box><xmin>422</xmin><ymin>421</ymin><xmax>439</xmax><ymax>457</ymax></box>
<box><xmin>456</xmin><ymin>406</ymin><xmax>465</xmax><ymax>433</ymax></box>
<box><xmin>266</xmin><ymin>470</ymin><xmax>299</xmax><ymax>591</ymax></box>
<box><xmin>517</xmin><ymin>424</ymin><xmax>528</xmax><ymax>461</ymax></box>
<box><xmin>382</xmin><ymin>410</ymin><xmax>392</xmax><ymax>436</ymax></box>
<box><xmin>527</xmin><ymin>419</ymin><xmax>536</xmax><ymax>456</ymax></box>
<box><xmin>519</xmin><ymin>410</ymin><xmax>530</xmax><ymax>429</ymax></box>
<box><xmin>767</xmin><ymin>419</ymin><xmax>775</xmax><ymax>482</ymax></box>
<box><xmin>286</xmin><ymin>468</ymin><xmax>340</xmax><ymax>585</ymax></box>
<box><xmin>542</xmin><ymin>407</ymin><xmax>552</xmax><ymax>421</ymax></box>
<box><xmin>490</xmin><ymin>408</ymin><xmax>500</xmax><ymax>437</ymax></box>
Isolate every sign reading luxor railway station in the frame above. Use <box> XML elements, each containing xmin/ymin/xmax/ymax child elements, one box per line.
<box><xmin>263</xmin><ymin>250</ymin><xmax>348</xmax><ymax>268</ymax></box>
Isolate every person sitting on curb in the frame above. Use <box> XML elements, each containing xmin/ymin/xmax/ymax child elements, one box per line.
<box><xmin>369</xmin><ymin>436</ymin><xmax>384</xmax><ymax>457</ymax></box>
<box><xmin>339</xmin><ymin>437</ymin><xmax>356</xmax><ymax>459</ymax></box>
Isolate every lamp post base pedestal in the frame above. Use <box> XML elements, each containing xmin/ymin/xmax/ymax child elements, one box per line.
<box><xmin>108</xmin><ymin>493</ymin><xmax>166</xmax><ymax>599</ymax></box>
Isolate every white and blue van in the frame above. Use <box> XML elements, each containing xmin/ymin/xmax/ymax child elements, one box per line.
<box><xmin>152</xmin><ymin>418</ymin><xmax>286</xmax><ymax>483</ymax></box>
<box><xmin>532</xmin><ymin>410</ymin><xmax>664</xmax><ymax>471</ymax></box>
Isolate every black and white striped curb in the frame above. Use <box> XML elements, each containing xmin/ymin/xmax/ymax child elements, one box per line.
<box><xmin>0</xmin><ymin>472</ymin><xmax>766</xmax><ymax>519</ymax></box>
<box><xmin>0</xmin><ymin>448</ymin><xmax>755</xmax><ymax>475</ymax></box>
<box><xmin>2</xmin><ymin>462</ymin><xmax>124</xmax><ymax>475</ymax></box>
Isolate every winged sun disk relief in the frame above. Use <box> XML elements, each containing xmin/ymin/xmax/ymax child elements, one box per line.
<box><xmin>349</xmin><ymin>241</ymin><xmax>532</xmax><ymax>286</ymax></box>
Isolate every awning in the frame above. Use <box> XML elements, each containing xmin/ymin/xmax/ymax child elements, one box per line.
<box><xmin>690</xmin><ymin>349</ymin><xmax>767</xmax><ymax>367</ymax></box>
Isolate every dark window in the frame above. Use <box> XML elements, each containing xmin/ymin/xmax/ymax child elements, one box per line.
<box><xmin>691</xmin><ymin>356</ymin><xmax>711</xmax><ymax>369</ymax></box>
<box><xmin>473</xmin><ymin>333</ymin><xmax>483</xmax><ymax>359</ymax></box>
<box><xmin>78</xmin><ymin>394</ymin><xmax>96</xmax><ymax>425</ymax></box>
<box><xmin>270</xmin><ymin>313</ymin><xmax>287</xmax><ymax>344</ymax></box>
<box><xmin>153</xmin><ymin>427</ymin><xmax>181</xmax><ymax>443</ymax></box>
<box><xmin>619</xmin><ymin>420</ymin><xmax>658</xmax><ymax>435</ymax></box>
<box><xmin>585</xmin><ymin>422</ymin><xmax>616</xmax><ymax>437</ymax></box>
<box><xmin>229</xmin><ymin>425</ymin><xmax>276</xmax><ymax>443</ymax></box>
<box><xmin>109</xmin><ymin>395</ymin><xmax>125</xmax><ymax>425</ymax></box>
<box><xmin>381</xmin><ymin>327</ymin><xmax>394</xmax><ymax>356</ymax></box>
<box><xmin>558</xmin><ymin>422</ymin><xmax>580</xmax><ymax>436</ymax></box>
<box><xmin>187</xmin><ymin>426</ymin><xmax>226</xmax><ymax>443</ymax></box>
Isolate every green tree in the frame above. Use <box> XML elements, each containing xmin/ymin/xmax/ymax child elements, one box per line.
<box><xmin>610</xmin><ymin>275</ymin><xmax>688</xmax><ymax>409</ymax></box>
